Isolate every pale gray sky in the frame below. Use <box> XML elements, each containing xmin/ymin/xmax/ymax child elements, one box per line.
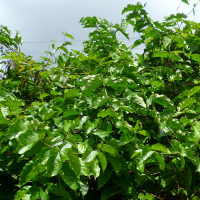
<box><xmin>0</xmin><ymin>0</ymin><xmax>199</xmax><ymax>58</ymax></box>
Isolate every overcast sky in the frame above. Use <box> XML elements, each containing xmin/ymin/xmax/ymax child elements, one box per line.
<box><xmin>0</xmin><ymin>0</ymin><xmax>200</xmax><ymax>58</ymax></box>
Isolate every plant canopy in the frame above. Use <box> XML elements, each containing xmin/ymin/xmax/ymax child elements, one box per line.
<box><xmin>1</xmin><ymin>1</ymin><xmax>200</xmax><ymax>199</ymax></box>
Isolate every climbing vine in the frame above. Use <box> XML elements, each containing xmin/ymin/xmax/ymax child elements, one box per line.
<box><xmin>1</xmin><ymin>1</ymin><xmax>200</xmax><ymax>199</ymax></box>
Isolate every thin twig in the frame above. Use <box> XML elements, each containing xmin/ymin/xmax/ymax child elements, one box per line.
<box><xmin>176</xmin><ymin>1</ymin><xmax>182</xmax><ymax>14</ymax></box>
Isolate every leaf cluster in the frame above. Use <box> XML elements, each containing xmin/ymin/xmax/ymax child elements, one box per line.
<box><xmin>1</xmin><ymin>2</ymin><xmax>200</xmax><ymax>200</ymax></box>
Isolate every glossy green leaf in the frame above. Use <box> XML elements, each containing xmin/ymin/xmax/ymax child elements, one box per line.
<box><xmin>79</xmin><ymin>180</ymin><xmax>89</xmax><ymax>196</ymax></box>
<box><xmin>60</xmin><ymin>141</ymin><xmax>73</xmax><ymax>161</ymax></box>
<box><xmin>80</xmin><ymin>159</ymin><xmax>90</xmax><ymax>176</ymax></box>
<box><xmin>17</xmin><ymin>130</ymin><xmax>45</xmax><ymax>154</ymax></box>
<box><xmin>80</xmin><ymin>16</ymin><xmax>99</xmax><ymax>28</ymax></box>
<box><xmin>151</xmin><ymin>80</ymin><xmax>164</xmax><ymax>88</ymax></box>
<box><xmin>68</xmin><ymin>154</ymin><xmax>81</xmax><ymax>176</ymax></box>
<box><xmin>8</xmin><ymin>119</ymin><xmax>29</xmax><ymax>139</ymax></box>
<box><xmin>46</xmin><ymin>149</ymin><xmax>62</xmax><ymax>177</ymax></box>
<box><xmin>97</xmin><ymin>108</ymin><xmax>117</xmax><ymax>118</ymax></box>
<box><xmin>85</xmin><ymin>120</ymin><xmax>96</xmax><ymax>134</ymax></box>
<box><xmin>191</xmin><ymin>54</ymin><xmax>200</xmax><ymax>62</ymax></box>
<box><xmin>102</xmin><ymin>144</ymin><xmax>117</xmax><ymax>155</ymax></box>
<box><xmin>131</xmin><ymin>39</ymin><xmax>144</xmax><ymax>48</ymax></box>
<box><xmin>19</xmin><ymin>160</ymin><xmax>45</xmax><ymax>185</ymax></box>
<box><xmin>188</xmin><ymin>86</ymin><xmax>200</xmax><ymax>97</ymax></box>
<box><xmin>90</xmin><ymin>159</ymin><xmax>100</xmax><ymax>177</ymax></box>
<box><xmin>153</xmin><ymin>94</ymin><xmax>174</xmax><ymax>109</ymax></box>
<box><xmin>63</xmin><ymin>32</ymin><xmax>74</xmax><ymax>40</ymax></box>
<box><xmin>84</xmin><ymin>150</ymin><xmax>98</xmax><ymax>162</ymax></box>
<box><xmin>122</xmin><ymin>3</ymin><xmax>143</xmax><ymax>14</ymax></box>
<box><xmin>28</xmin><ymin>186</ymin><xmax>49</xmax><ymax>200</ymax></box>
<box><xmin>178</xmin><ymin>97</ymin><xmax>196</xmax><ymax>111</ymax></box>
<box><xmin>193</xmin><ymin>122</ymin><xmax>200</xmax><ymax>142</ymax></box>
<box><xmin>0</xmin><ymin>107</ymin><xmax>9</xmax><ymax>118</ymax></box>
<box><xmin>39</xmin><ymin>106</ymin><xmax>56</xmax><ymax>121</ymax></box>
<box><xmin>14</xmin><ymin>186</ymin><xmax>31</xmax><ymax>200</ymax></box>
<box><xmin>168</xmin><ymin>52</ymin><xmax>182</xmax><ymax>61</ymax></box>
<box><xmin>0</xmin><ymin>109</ymin><xmax>9</xmax><ymax>124</ymax></box>
<box><xmin>98</xmin><ymin>151</ymin><xmax>107</xmax><ymax>171</ymax></box>
<box><xmin>81</xmin><ymin>75</ymin><xmax>102</xmax><ymax>96</ymax></box>
<box><xmin>93</xmin><ymin>129</ymin><xmax>111</xmax><ymax>139</ymax></box>
<box><xmin>138</xmin><ymin>193</ymin><xmax>154</xmax><ymax>200</ymax></box>
<box><xmin>138</xmin><ymin>130</ymin><xmax>150</xmax><ymax>137</ymax></box>
<box><xmin>77</xmin><ymin>142</ymin><xmax>88</xmax><ymax>154</ymax></box>
<box><xmin>132</xmin><ymin>93</ymin><xmax>146</xmax><ymax>108</ymax></box>
<box><xmin>63</xmin><ymin>120</ymin><xmax>72</xmax><ymax>132</ymax></box>
<box><xmin>163</xmin><ymin>36</ymin><xmax>172</xmax><ymax>48</ymax></box>
<box><xmin>181</xmin><ymin>0</ymin><xmax>189</xmax><ymax>4</ymax></box>
<box><xmin>63</xmin><ymin>109</ymin><xmax>80</xmax><ymax>117</ymax></box>
<box><xmin>64</xmin><ymin>88</ymin><xmax>80</xmax><ymax>98</ymax></box>
<box><xmin>137</xmin><ymin>151</ymin><xmax>154</xmax><ymax>173</ymax></box>
<box><xmin>153</xmin><ymin>51</ymin><xmax>169</xmax><ymax>58</ymax></box>
<box><xmin>60</xmin><ymin>163</ymin><xmax>79</xmax><ymax>191</ymax></box>
<box><xmin>151</xmin><ymin>143</ymin><xmax>170</xmax><ymax>154</ymax></box>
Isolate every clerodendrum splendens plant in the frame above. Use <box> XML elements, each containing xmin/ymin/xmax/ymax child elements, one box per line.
<box><xmin>1</xmin><ymin>1</ymin><xmax>200</xmax><ymax>199</ymax></box>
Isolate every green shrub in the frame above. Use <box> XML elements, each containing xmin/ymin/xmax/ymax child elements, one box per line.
<box><xmin>1</xmin><ymin>1</ymin><xmax>200</xmax><ymax>199</ymax></box>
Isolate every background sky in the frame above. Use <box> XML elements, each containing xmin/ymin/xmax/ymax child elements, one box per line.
<box><xmin>0</xmin><ymin>0</ymin><xmax>200</xmax><ymax>59</ymax></box>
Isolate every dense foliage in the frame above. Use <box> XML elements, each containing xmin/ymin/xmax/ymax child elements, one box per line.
<box><xmin>1</xmin><ymin>1</ymin><xmax>200</xmax><ymax>199</ymax></box>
